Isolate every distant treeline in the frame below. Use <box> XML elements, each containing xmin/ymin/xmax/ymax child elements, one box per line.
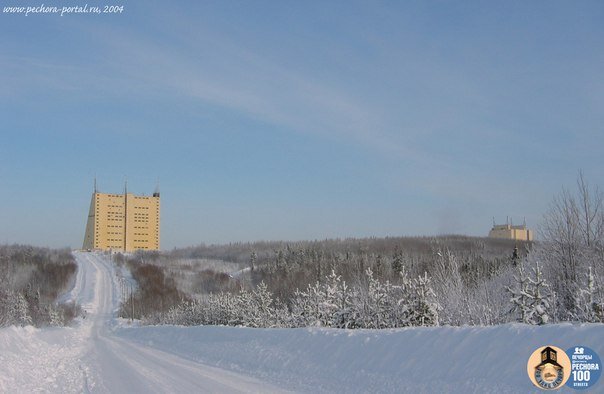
<box><xmin>167</xmin><ymin>235</ymin><xmax>528</xmax><ymax>301</ymax></box>
<box><xmin>169</xmin><ymin>235</ymin><xmax>528</xmax><ymax>273</ymax></box>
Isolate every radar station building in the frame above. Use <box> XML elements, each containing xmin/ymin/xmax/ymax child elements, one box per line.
<box><xmin>83</xmin><ymin>182</ymin><xmax>160</xmax><ymax>252</ymax></box>
<box><xmin>488</xmin><ymin>218</ymin><xmax>533</xmax><ymax>242</ymax></box>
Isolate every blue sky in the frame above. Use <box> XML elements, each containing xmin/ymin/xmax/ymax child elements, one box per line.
<box><xmin>1</xmin><ymin>1</ymin><xmax>603</xmax><ymax>249</ymax></box>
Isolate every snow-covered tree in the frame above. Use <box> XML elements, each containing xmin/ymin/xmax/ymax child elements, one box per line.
<box><xmin>154</xmin><ymin>265</ymin><xmax>442</xmax><ymax>329</ymax></box>
<box><xmin>389</xmin><ymin>267</ymin><xmax>413</xmax><ymax>327</ymax></box>
<box><xmin>508</xmin><ymin>260</ymin><xmax>531</xmax><ymax>324</ymax></box>
<box><xmin>391</xmin><ymin>250</ymin><xmax>403</xmax><ymax>275</ymax></box>
<box><xmin>289</xmin><ymin>287</ymin><xmax>311</xmax><ymax>327</ymax></box>
<box><xmin>363</xmin><ymin>268</ymin><xmax>393</xmax><ymax>329</ymax></box>
<box><xmin>249</xmin><ymin>251</ymin><xmax>257</xmax><ymax>271</ymax></box>
<box><xmin>252</xmin><ymin>282</ymin><xmax>276</xmax><ymax>327</ymax></box>
<box><xmin>574</xmin><ymin>266</ymin><xmax>604</xmax><ymax>322</ymax></box>
<box><xmin>229</xmin><ymin>282</ymin><xmax>278</xmax><ymax>327</ymax></box>
<box><xmin>527</xmin><ymin>261</ymin><xmax>552</xmax><ymax>325</ymax></box>
<box><xmin>408</xmin><ymin>272</ymin><xmax>439</xmax><ymax>327</ymax></box>
<box><xmin>540</xmin><ymin>171</ymin><xmax>604</xmax><ymax>314</ymax></box>
<box><xmin>432</xmin><ymin>248</ymin><xmax>467</xmax><ymax>325</ymax></box>
<box><xmin>14</xmin><ymin>292</ymin><xmax>32</xmax><ymax>326</ymax></box>
<box><xmin>324</xmin><ymin>270</ymin><xmax>353</xmax><ymax>328</ymax></box>
<box><xmin>509</xmin><ymin>261</ymin><xmax>553</xmax><ymax>325</ymax></box>
<box><xmin>47</xmin><ymin>304</ymin><xmax>63</xmax><ymax>326</ymax></box>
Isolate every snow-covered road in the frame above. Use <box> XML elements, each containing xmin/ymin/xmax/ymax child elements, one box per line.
<box><xmin>2</xmin><ymin>252</ymin><xmax>604</xmax><ymax>393</ymax></box>
<box><xmin>0</xmin><ymin>252</ymin><xmax>282</xmax><ymax>393</ymax></box>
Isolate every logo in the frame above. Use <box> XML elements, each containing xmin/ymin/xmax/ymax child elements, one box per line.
<box><xmin>566</xmin><ymin>346</ymin><xmax>602</xmax><ymax>390</ymax></box>
<box><xmin>527</xmin><ymin>345</ymin><xmax>571</xmax><ymax>390</ymax></box>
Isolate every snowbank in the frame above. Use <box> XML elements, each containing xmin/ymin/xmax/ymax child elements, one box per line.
<box><xmin>0</xmin><ymin>325</ymin><xmax>87</xmax><ymax>393</ymax></box>
<box><xmin>116</xmin><ymin>323</ymin><xmax>604</xmax><ymax>393</ymax></box>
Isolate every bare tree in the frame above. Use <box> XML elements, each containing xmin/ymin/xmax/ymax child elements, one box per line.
<box><xmin>542</xmin><ymin>187</ymin><xmax>581</xmax><ymax>283</ymax></box>
<box><xmin>576</xmin><ymin>171</ymin><xmax>604</xmax><ymax>248</ymax></box>
<box><xmin>539</xmin><ymin>171</ymin><xmax>604</xmax><ymax>314</ymax></box>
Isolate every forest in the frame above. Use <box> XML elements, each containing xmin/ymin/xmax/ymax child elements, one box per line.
<box><xmin>120</xmin><ymin>174</ymin><xmax>604</xmax><ymax>328</ymax></box>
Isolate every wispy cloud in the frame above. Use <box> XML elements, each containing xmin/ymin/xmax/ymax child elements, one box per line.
<box><xmin>4</xmin><ymin>3</ymin><xmax>602</xmax><ymax>214</ymax></box>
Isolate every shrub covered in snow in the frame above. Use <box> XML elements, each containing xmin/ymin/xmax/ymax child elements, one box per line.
<box><xmin>0</xmin><ymin>245</ymin><xmax>79</xmax><ymax>327</ymax></box>
<box><xmin>149</xmin><ymin>268</ymin><xmax>439</xmax><ymax>329</ymax></box>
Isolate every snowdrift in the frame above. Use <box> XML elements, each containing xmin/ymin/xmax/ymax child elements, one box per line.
<box><xmin>0</xmin><ymin>325</ymin><xmax>87</xmax><ymax>392</ymax></box>
<box><xmin>116</xmin><ymin>323</ymin><xmax>604</xmax><ymax>393</ymax></box>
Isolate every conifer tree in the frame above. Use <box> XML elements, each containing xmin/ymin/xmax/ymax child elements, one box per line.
<box><xmin>409</xmin><ymin>272</ymin><xmax>439</xmax><ymax>326</ymax></box>
<box><xmin>527</xmin><ymin>261</ymin><xmax>552</xmax><ymax>325</ymax></box>
<box><xmin>391</xmin><ymin>250</ymin><xmax>403</xmax><ymax>275</ymax></box>
<box><xmin>508</xmin><ymin>261</ymin><xmax>531</xmax><ymax>324</ymax></box>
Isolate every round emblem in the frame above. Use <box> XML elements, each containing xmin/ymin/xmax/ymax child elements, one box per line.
<box><xmin>527</xmin><ymin>345</ymin><xmax>571</xmax><ymax>390</ymax></box>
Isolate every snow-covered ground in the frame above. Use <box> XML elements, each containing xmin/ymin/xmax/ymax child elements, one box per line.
<box><xmin>0</xmin><ymin>251</ymin><xmax>602</xmax><ymax>393</ymax></box>
<box><xmin>0</xmin><ymin>252</ymin><xmax>281</xmax><ymax>393</ymax></box>
<box><xmin>117</xmin><ymin>323</ymin><xmax>604</xmax><ymax>393</ymax></box>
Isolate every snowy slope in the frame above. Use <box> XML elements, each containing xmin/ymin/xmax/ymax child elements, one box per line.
<box><xmin>117</xmin><ymin>323</ymin><xmax>604</xmax><ymax>393</ymax></box>
<box><xmin>0</xmin><ymin>251</ymin><xmax>602</xmax><ymax>393</ymax></box>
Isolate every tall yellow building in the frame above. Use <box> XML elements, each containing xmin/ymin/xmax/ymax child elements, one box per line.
<box><xmin>83</xmin><ymin>184</ymin><xmax>160</xmax><ymax>252</ymax></box>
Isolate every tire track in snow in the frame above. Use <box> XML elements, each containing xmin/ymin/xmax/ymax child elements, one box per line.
<box><xmin>80</xmin><ymin>252</ymin><xmax>285</xmax><ymax>393</ymax></box>
<box><xmin>1</xmin><ymin>252</ymin><xmax>284</xmax><ymax>393</ymax></box>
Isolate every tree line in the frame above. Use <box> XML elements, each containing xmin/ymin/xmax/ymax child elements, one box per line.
<box><xmin>125</xmin><ymin>171</ymin><xmax>603</xmax><ymax>328</ymax></box>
